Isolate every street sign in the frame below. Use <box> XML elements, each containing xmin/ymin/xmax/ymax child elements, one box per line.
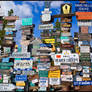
<box><xmin>75</xmin><ymin>3</ymin><xmax>92</xmax><ymax>12</ymax></box>
<box><xmin>22</xmin><ymin>18</ymin><xmax>32</xmax><ymax>26</ymax></box>
<box><xmin>15</xmin><ymin>75</ymin><xmax>27</xmax><ymax>81</ymax></box>
<box><xmin>39</xmin><ymin>24</ymin><xmax>53</xmax><ymax>30</ymax></box>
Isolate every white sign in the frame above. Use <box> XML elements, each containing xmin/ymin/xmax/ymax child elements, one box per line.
<box><xmin>41</xmin><ymin>8</ymin><xmax>52</xmax><ymax>22</ymax></box>
<box><xmin>10</xmin><ymin>52</ymin><xmax>30</xmax><ymax>58</ymax></box>
<box><xmin>39</xmin><ymin>77</ymin><xmax>48</xmax><ymax>87</ymax></box>
<box><xmin>83</xmin><ymin>74</ymin><xmax>90</xmax><ymax>78</ymax></box>
<box><xmin>49</xmin><ymin>78</ymin><xmax>60</xmax><ymax>85</ymax></box>
<box><xmin>61</xmin><ymin>75</ymin><xmax>73</xmax><ymax>81</ymax></box>
<box><xmin>0</xmin><ymin>84</ymin><xmax>15</xmax><ymax>91</ymax></box>
<box><xmin>61</xmin><ymin>32</ymin><xmax>71</xmax><ymax>36</ymax></box>
<box><xmin>21</xmin><ymin>45</ymin><xmax>28</xmax><ymax>52</ymax></box>
<box><xmin>76</xmin><ymin>75</ymin><xmax>82</xmax><ymax>81</ymax></box>
<box><xmin>5</xmin><ymin>36</ymin><xmax>13</xmax><ymax>40</ymax></box>
<box><xmin>80</xmin><ymin>46</ymin><xmax>90</xmax><ymax>53</ymax></box>
<box><xmin>77</xmin><ymin>21</ymin><xmax>92</xmax><ymax>26</ymax></box>
<box><xmin>52</xmin><ymin>50</ymin><xmax>79</xmax><ymax>65</ymax></box>
<box><xmin>60</xmin><ymin>65</ymin><xmax>70</xmax><ymax>69</ymax></box>
<box><xmin>39</xmin><ymin>24</ymin><xmax>53</xmax><ymax>30</ymax></box>
<box><xmin>14</xmin><ymin>59</ymin><xmax>33</xmax><ymax>70</ymax></box>
<box><xmin>7</xmin><ymin>22</ymin><xmax>15</xmax><ymax>25</ymax></box>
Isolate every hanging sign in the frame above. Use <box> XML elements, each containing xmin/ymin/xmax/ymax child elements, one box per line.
<box><xmin>15</xmin><ymin>75</ymin><xmax>27</xmax><ymax>81</ymax></box>
<box><xmin>10</xmin><ymin>52</ymin><xmax>30</xmax><ymax>58</ymax></box>
<box><xmin>14</xmin><ymin>59</ymin><xmax>33</xmax><ymax>70</ymax></box>
<box><xmin>0</xmin><ymin>84</ymin><xmax>16</xmax><ymax>91</ymax></box>
<box><xmin>75</xmin><ymin>3</ymin><xmax>92</xmax><ymax>12</ymax></box>
<box><xmin>39</xmin><ymin>24</ymin><xmax>53</xmax><ymax>30</ymax></box>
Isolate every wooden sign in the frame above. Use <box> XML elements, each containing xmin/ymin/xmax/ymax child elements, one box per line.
<box><xmin>80</xmin><ymin>26</ymin><xmax>88</xmax><ymax>33</ymax></box>
<box><xmin>61</xmin><ymin>4</ymin><xmax>72</xmax><ymax>14</ymax></box>
<box><xmin>61</xmin><ymin>23</ymin><xmax>72</xmax><ymax>28</ymax></box>
<box><xmin>61</xmin><ymin>17</ymin><xmax>72</xmax><ymax>22</ymax></box>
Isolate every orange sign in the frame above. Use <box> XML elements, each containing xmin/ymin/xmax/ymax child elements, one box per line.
<box><xmin>76</xmin><ymin>12</ymin><xmax>92</xmax><ymax>20</ymax></box>
<box><xmin>56</xmin><ymin>55</ymin><xmax>61</xmax><ymax>58</ymax></box>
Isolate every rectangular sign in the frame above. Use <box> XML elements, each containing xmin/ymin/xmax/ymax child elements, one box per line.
<box><xmin>76</xmin><ymin>12</ymin><xmax>92</xmax><ymax>20</ymax></box>
<box><xmin>40</xmin><ymin>43</ymin><xmax>52</xmax><ymax>48</ymax></box>
<box><xmin>15</xmin><ymin>75</ymin><xmax>27</xmax><ymax>81</ymax></box>
<box><xmin>73</xmin><ymin>81</ymin><xmax>92</xmax><ymax>86</ymax></box>
<box><xmin>39</xmin><ymin>71</ymin><xmax>48</xmax><ymax>77</ymax></box>
<box><xmin>48</xmin><ymin>70</ymin><xmax>60</xmax><ymax>78</ymax></box>
<box><xmin>2</xmin><ymin>57</ymin><xmax>9</xmax><ymax>62</ymax></box>
<box><xmin>78</xmin><ymin>21</ymin><xmax>92</xmax><ymax>26</ymax></box>
<box><xmin>61</xmin><ymin>32</ymin><xmax>71</xmax><ymax>36</ymax></box>
<box><xmin>61</xmin><ymin>23</ymin><xmax>72</xmax><ymax>28</ymax></box>
<box><xmin>10</xmin><ymin>52</ymin><xmax>30</xmax><ymax>58</ymax></box>
<box><xmin>61</xmin><ymin>17</ymin><xmax>72</xmax><ymax>22</ymax></box>
<box><xmin>81</xmin><ymin>26</ymin><xmax>88</xmax><ymax>33</ymax></box>
<box><xmin>5</xmin><ymin>16</ymin><xmax>19</xmax><ymax>20</ymax></box>
<box><xmin>14</xmin><ymin>59</ymin><xmax>33</xmax><ymax>70</ymax></box>
<box><xmin>61</xmin><ymin>75</ymin><xmax>73</xmax><ymax>81</ymax></box>
<box><xmin>44</xmin><ymin>39</ymin><xmax>55</xmax><ymax>43</ymax></box>
<box><xmin>22</xmin><ymin>18</ymin><xmax>32</xmax><ymax>26</ymax></box>
<box><xmin>80</xmin><ymin>45</ymin><xmax>90</xmax><ymax>53</ymax></box>
<box><xmin>16</xmin><ymin>81</ymin><xmax>25</xmax><ymax>86</ymax></box>
<box><xmin>49</xmin><ymin>78</ymin><xmax>60</xmax><ymax>85</ymax></box>
<box><xmin>0</xmin><ymin>62</ymin><xmax>13</xmax><ymax>66</ymax></box>
<box><xmin>75</xmin><ymin>3</ymin><xmax>92</xmax><ymax>12</ymax></box>
<box><xmin>0</xmin><ymin>84</ymin><xmax>15</xmax><ymax>91</ymax></box>
<box><xmin>39</xmin><ymin>24</ymin><xmax>53</xmax><ymax>30</ymax></box>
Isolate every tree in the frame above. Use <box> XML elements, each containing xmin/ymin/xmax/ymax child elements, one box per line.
<box><xmin>54</xmin><ymin>19</ymin><xmax>61</xmax><ymax>31</ymax></box>
<box><xmin>8</xmin><ymin>9</ymin><xmax>14</xmax><ymax>16</ymax></box>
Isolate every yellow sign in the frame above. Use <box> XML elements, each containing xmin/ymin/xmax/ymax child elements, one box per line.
<box><xmin>82</xmin><ymin>77</ymin><xmax>91</xmax><ymax>81</ymax></box>
<box><xmin>16</xmin><ymin>81</ymin><xmax>25</xmax><ymax>86</ymax></box>
<box><xmin>44</xmin><ymin>39</ymin><xmax>55</xmax><ymax>43</ymax></box>
<box><xmin>75</xmin><ymin>46</ymin><xmax>80</xmax><ymax>54</ymax></box>
<box><xmin>61</xmin><ymin>4</ymin><xmax>71</xmax><ymax>14</ymax></box>
<box><xmin>48</xmin><ymin>70</ymin><xmax>60</xmax><ymax>78</ymax></box>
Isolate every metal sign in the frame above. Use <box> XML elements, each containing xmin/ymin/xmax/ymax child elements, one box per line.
<box><xmin>53</xmin><ymin>50</ymin><xmax>79</xmax><ymax>65</ymax></box>
<box><xmin>75</xmin><ymin>3</ymin><xmax>92</xmax><ymax>12</ymax></box>
<box><xmin>39</xmin><ymin>24</ymin><xmax>53</xmax><ymax>30</ymax></box>
<box><xmin>80</xmin><ymin>45</ymin><xmax>90</xmax><ymax>53</ymax></box>
<box><xmin>43</xmin><ymin>39</ymin><xmax>55</xmax><ymax>43</ymax></box>
<box><xmin>61</xmin><ymin>75</ymin><xmax>73</xmax><ymax>81</ymax></box>
<box><xmin>22</xmin><ymin>18</ymin><xmax>32</xmax><ymax>26</ymax></box>
<box><xmin>14</xmin><ymin>59</ymin><xmax>33</xmax><ymax>70</ymax></box>
<box><xmin>0</xmin><ymin>84</ymin><xmax>15</xmax><ymax>91</ymax></box>
<box><xmin>15</xmin><ymin>75</ymin><xmax>27</xmax><ymax>81</ymax></box>
<box><xmin>78</xmin><ymin>21</ymin><xmax>92</xmax><ymax>26</ymax></box>
<box><xmin>73</xmin><ymin>81</ymin><xmax>92</xmax><ymax>86</ymax></box>
<box><xmin>10</xmin><ymin>52</ymin><xmax>30</xmax><ymax>58</ymax></box>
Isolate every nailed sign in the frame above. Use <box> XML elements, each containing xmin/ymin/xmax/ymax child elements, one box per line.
<box><xmin>39</xmin><ymin>24</ymin><xmax>53</xmax><ymax>30</ymax></box>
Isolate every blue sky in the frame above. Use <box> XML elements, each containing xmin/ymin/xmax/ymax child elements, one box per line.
<box><xmin>1</xmin><ymin>1</ymin><xmax>92</xmax><ymax>47</ymax></box>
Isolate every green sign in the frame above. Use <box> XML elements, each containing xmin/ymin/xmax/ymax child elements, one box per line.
<box><xmin>0</xmin><ymin>66</ymin><xmax>11</xmax><ymax>70</ymax></box>
<box><xmin>60</xmin><ymin>36</ymin><xmax>69</xmax><ymax>39</ymax></box>
<box><xmin>80</xmin><ymin>57</ymin><xmax>90</xmax><ymax>61</ymax></box>
<box><xmin>39</xmin><ymin>70</ymin><xmax>48</xmax><ymax>77</ymax></box>
<box><xmin>0</xmin><ymin>62</ymin><xmax>13</xmax><ymax>66</ymax></box>
<box><xmin>22</xmin><ymin>18</ymin><xmax>32</xmax><ymax>26</ymax></box>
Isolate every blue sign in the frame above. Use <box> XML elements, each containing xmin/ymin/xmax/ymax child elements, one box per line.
<box><xmin>15</xmin><ymin>75</ymin><xmax>27</xmax><ymax>81</ymax></box>
<box><xmin>40</xmin><ymin>43</ymin><xmax>52</xmax><ymax>47</ymax></box>
<box><xmin>82</xmin><ymin>41</ymin><xmax>90</xmax><ymax>45</ymax></box>
<box><xmin>75</xmin><ymin>3</ymin><xmax>92</xmax><ymax>12</ymax></box>
<box><xmin>2</xmin><ymin>57</ymin><xmax>9</xmax><ymax>62</ymax></box>
<box><xmin>73</xmin><ymin>81</ymin><xmax>92</xmax><ymax>86</ymax></box>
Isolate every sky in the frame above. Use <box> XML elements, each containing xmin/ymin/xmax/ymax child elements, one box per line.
<box><xmin>1</xmin><ymin>1</ymin><xmax>92</xmax><ymax>47</ymax></box>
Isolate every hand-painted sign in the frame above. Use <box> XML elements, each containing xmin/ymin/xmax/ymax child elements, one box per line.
<box><xmin>15</xmin><ymin>75</ymin><xmax>27</xmax><ymax>81</ymax></box>
<box><xmin>22</xmin><ymin>18</ymin><xmax>32</xmax><ymax>26</ymax></box>
<box><xmin>75</xmin><ymin>3</ymin><xmax>92</xmax><ymax>12</ymax></box>
<box><xmin>39</xmin><ymin>24</ymin><xmax>53</xmax><ymax>30</ymax></box>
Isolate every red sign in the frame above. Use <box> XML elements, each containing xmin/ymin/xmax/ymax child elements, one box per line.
<box><xmin>61</xmin><ymin>44</ymin><xmax>74</xmax><ymax>48</ymax></box>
